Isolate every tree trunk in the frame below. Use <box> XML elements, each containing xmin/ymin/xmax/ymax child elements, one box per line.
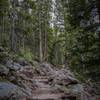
<box><xmin>11</xmin><ymin>17</ymin><xmax>17</xmax><ymax>53</ymax></box>
<box><xmin>38</xmin><ymin>0</ymin><xmax>43</xmax><ymax>62</ymax></box>
<box><xmin>0</xmin><ymin>16</ymin><xmax>4</xmax><ymax>46</ymax></box>
<box><xmin>11</xmin><ymin>0</ymin><xmax>17</xmax><ymax>53</ymax></box>
<box><xmin>44</xmin><ymin>20</ymin><xmax>47</xmax><ymax>61</ymax></box>
<box><xmin>39</xmin><ymin>24</ymin><xmax>43</xmax><ymax>62</ymax></box>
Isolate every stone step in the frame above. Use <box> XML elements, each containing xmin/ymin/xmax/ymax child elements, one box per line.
<box><xmin>33</xmin><ymin>76</ymin><xmax>49</xmax><ymax>79</ymax></box>
<box><xmin>33</xmin><ymin>76</ymin><xmax>49</xmax><ymax>83</ymax></box>
<box><xmin>31</xmin><ymin>76</ymin><xmax>66</xmax><ymax>100</ymax></box>
<box><xmin>34</xmin><ymin>78</ymin><xmax>48</xmax><ymax>82</ymax></box>
<box><xmin>32</xmin><ymin>93</ymin><xmax>64</xmax><ymax>100</ymax></box>
<box><xmin>39</xmin><ymin>84</ymin><xmax>51</xmax><ymax>88</ymax></box>
<box><xmin>36</xmin><ymin>82</ymin><xmax>51</xmax><ymax>87</ymax></box>
<box><xmin>32</xmin><ymin>87</ymin><xmax>58</xmax><ymax>94</ymax></box>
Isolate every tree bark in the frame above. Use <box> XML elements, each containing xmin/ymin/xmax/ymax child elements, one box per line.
<box><xmin>44</xmin><ymin>19</ymin><xmax>48</xmax><ymax>61</ymax></box>
<box><xmin>39</xmin><ymin>21</ymin><xmax>43</xmax><ymax>62</ymax></box>
<box><xmin>11</xmin><ymin>0</ymin><xmax>17</xmax><ymax>53</ymax></box>
<box><xmin>11</xmin><ymin>17</ymin><xmax>17</xmax><ymax>52</ymax></box>
<box><xmin>38</xmin><ymin>0</ymin><xmax>43</xmax><ymax>62</ymax></box>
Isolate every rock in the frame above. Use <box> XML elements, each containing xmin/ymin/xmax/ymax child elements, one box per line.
<box><xmin>8</xmin><ymin>62</ymin><xmax>22</xmax><ymax>71</ymax></box>
<box><xmin>66</xmin><ymin>84</ymin><xmax>96</xmax><ymax>100</ymax></box>
<box><xmin>0</xmin><ymin>82</ymin><xmax>27</xmax><ymax>100</ymax></box>
<box><xmin>0</xmin><ymin>52</ymin><xmax>9</xmax><ymax>62</ymax></box>
<box><xmin>12</xmin><ymin>62</ymin><xmax>22</xmax><ymax>71</ymax></box>
<box><xmin>52</xmin><ymin>69</ymin><xmax>78</xmax><ymax>86</ymax></box>
<box><xmin>0</xmin><ymin>59</ymin><xmax>36</xmax><ymax>99</ymax></box>
<box><xmin>0</xmin><ymin>64</ymin><xmax>9</xmax><ymax>75</ymax></box>
<box><xmin>8</xmin><ymin>76</ymin><xmax>16</xmax><ymax>82</ymax></box>
<box><xmin>68</xmin><ymin>84</ymin><xmax>83</xmax><ymax>94</ymax></box>
<box><xmin>4</xmin><ymin>58</ymin><xmax>13</xmax><ymax>68</ymax></box>
<box><xmin>40</xmin><ymin>62</ymin><xmax>55</xmax><ymax>76</ymax></box>
<box><xmin>0</xmin><ymin>47</ymin><xmax>5</xmax><ymax>52</ymax></box>
<box><xmin>83</xmin><ymin>83</ymin><xmax>95</xmax><ymax>96</ymax></box>
<box><xmin>17</xmin><ymin>58</ymin><xmax>29</xmax><ymax>66</ymax></box>
<box><xmin>61</xmin><ymin>68</ymin><xmax>74</xmax><ymax>77</ymax></box>
<box><xmin>4</xmin><ymin>58</ymin><xmax>22</xmax><ymax>71</ymax></box>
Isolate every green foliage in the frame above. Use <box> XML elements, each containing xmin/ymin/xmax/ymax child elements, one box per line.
<box><xmin>57</xmin><ymin>0</ymin><xmax>100</xmax><ymax>94</ymax></box>
<box><xmin>18</xmin><ymin>48</ymin><xmax>33</xmax><ymax>62</ymax></box>
<box><xmin>0</xmin><ymin>52</ymin><xmax>9</xmax><ymax>62</ymax></box>
<box><xmin>0</xmin><ymin>76</ymin><xmax>9</xmax><ymax>82</ymax></box>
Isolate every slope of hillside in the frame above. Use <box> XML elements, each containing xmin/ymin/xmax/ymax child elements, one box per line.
<box><xmin>0</xmin><ymin>48</ymin><xmax>96</xmax><ymax>100</ymax></box>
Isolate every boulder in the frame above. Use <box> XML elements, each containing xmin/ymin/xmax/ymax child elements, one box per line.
<box><xmin>0</xmin><ymin>47</ymin><xmax>5</xmax><ymax>52</ymax></box>
<box><xmin>4</xmin><ymin>58</ymin><xmax>23</xmax><ymax>71</ymax></box>
<box><xmin>4</xmin><ymin>58</ymin><xmax>13</xmax><ymax>68</ymax></box>
<box><xmin>52</xmin><ymin>69</ymin><xmax>78</xmax><ymax>86</ymax></box>
<box><xmin>40</xmin><ymin>63</ymin><xmax>55</xmax><ymax>76</ymax></box>
<box><xmin>0</xmin><ymin>82</ymin><xmax>27</xmax><ymax>100</ymax></box>
<box><xmin>0</xmin><ymin>59</ymin><xmax>36</xmax><ymax>99</ymax></box>
<box><xmin>53</xmin><ymin>76</ymin><xmax>78</xmax><ymax>86</ymax></box>
<box><xmin>4</xmin><ymin>60</ymin><xmax>21</xmax><ymax>71</ymax></box>
<box><xmin>16</xmin><ymin>58</ymin><xmax>29</xmax><ymax>66</ymax></box>
<box><xmin>0</xmin><ymin>64</ymin><xmax>9</xmax><ymax>75</ymax></box>
<box><xmin>11</xmin><ymin>62</ymin><xmax>22</xmax><ymax>71</ymax></box>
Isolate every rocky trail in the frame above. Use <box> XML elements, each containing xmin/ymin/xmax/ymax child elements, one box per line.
<box><xmin>30</xmin><ymin>69</ymin><xmax>95</xmax><ymax>100</ymax></box>
<box><xmin>0</xmin><ymin>49</ymin><xmax>97</xmax><ymax>100</ymax></box>
<box><xmin>32</xmin><ymin>76</ymin><xmax>65</xmax><ymax>100</ymax></box>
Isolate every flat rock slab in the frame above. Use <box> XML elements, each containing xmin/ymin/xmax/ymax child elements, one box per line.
<box><xmin>0</xmin><ymin>82</ymin><xmax>27</xmax><ymax>99</ymax></box>
<box><xmin>32</xmin><ymin>93</ymin><xmax>64</xmax><ymax>100</ymax></box>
